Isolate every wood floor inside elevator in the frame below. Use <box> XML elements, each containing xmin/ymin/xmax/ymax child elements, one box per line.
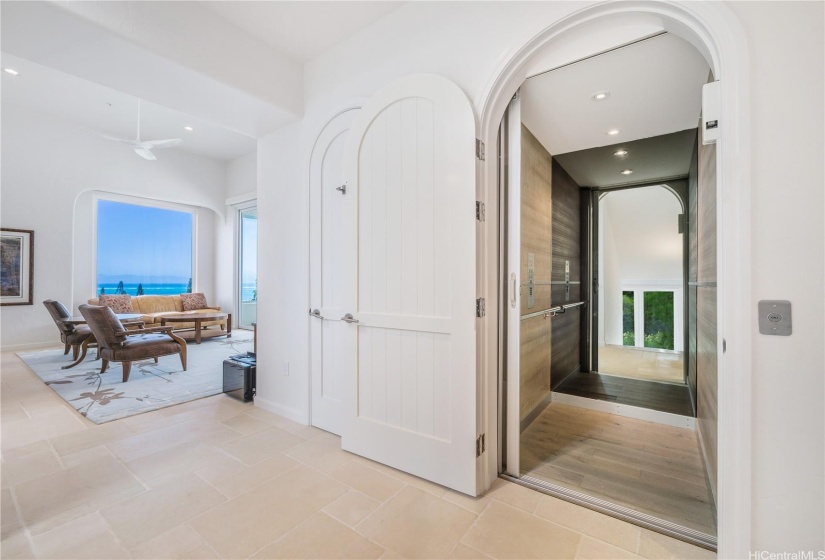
<box><xmin>520</xmin><ymin>403</ymin><xmax>716</xmax><ymax>536</ymax></box>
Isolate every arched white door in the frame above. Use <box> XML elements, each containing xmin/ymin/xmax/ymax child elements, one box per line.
<box><xmin>309</xmin><ymin>108</ymin><xmax>360</xmax><ymax>435</ymax></box>
<box><xmin>340</xmin><ymin>74</ymin><xmax>479</xmax><ymax>495</ymax></box>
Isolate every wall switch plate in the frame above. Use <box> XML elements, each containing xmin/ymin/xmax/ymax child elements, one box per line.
<box><xmin>758</xmin><ymin>300</ymin><xmax>792</xmax><ymax>336</ymax></box>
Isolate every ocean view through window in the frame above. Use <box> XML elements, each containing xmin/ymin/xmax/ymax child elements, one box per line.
<box><xmin>97</xmin><ymin>199</ymin><xmax>193</xmax><ymax>297</ymax></box>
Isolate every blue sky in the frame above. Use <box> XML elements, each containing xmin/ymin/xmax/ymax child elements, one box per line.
<box><xmin>241</xmin><ymin>211</ymin><xmax>257</xmax><ymax>285</ymax></box>
<box><xmin>97</xmin><ymin>200</ymin><xmax>192</xmax><ymax>284</ymax></box>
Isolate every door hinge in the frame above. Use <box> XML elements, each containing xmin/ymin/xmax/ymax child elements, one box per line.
<box><xmin>476</xmin><ymin>298</ymin><xmax>486</xmax><ymax>318</ymax></box>
<box><xmin>476</xmin><ymin>139</ymin><xmax>485</xmax><ymax>161</ymax></box>
<box><xmin>476</xmin><ymin>201</ymin><xmax>485</xmax><ymax>222</ymax></box>
<box><xmin>476</xmin><ymin>434</ymin><xmax>486</xmax><ymax>458</ymax></box>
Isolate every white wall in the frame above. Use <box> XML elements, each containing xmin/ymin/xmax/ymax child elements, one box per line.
<box><xmin>726</xmin><ymin>1</ymin><xmax>825</xmax><ymax>552</ymax></box>
<box><xmin>0</xmin><ymin>104</ymin><xmax>229</xmax><ymax>349</ymax></box>
<box><xmin>213</xmin><ymin>151</ymin><xmax>259</xmax><ymax>316</ymax></box>
<box><xmin>253</xmin><ymin>0</ymin><xmax>822</xmax><ymax>551</ymax></box>
<box><xmin>226</xmin><ymin>151</ymin><xmax>258</xmax><ymax>199</ymax></box>
<box><xmin>256</xmin><ymin>123</ymin><xmax>305</xmax><ymax>419</ymax></box>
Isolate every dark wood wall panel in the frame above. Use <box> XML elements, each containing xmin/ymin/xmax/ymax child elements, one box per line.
<box><xmin>551</xmin><ymin>160</ymin><xmax>582</xmax><ymax>388</ymax></box>
<box><xmin>519</xmin><ymin>124</ymin><xmax>553</xmax><ymax>419</ymax></box>
<box><xmin>551</xmin><ymin>161</ymin><xmax>581</xmax><ymax>284</ymax></box>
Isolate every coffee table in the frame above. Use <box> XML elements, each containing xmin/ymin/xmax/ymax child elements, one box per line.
<box><xmin>160</xmin><ymin>312</ymin><xmax>231</xmax><ymax>344</ymax></box>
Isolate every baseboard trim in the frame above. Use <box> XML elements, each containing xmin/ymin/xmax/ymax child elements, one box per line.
<box><xmin>520</xmin><ymin>393</ymin><xmax>553</xmax><ymax>432</ymax></box>
<box><xmin>253</xmin><ymin>397</ymin><xmax>308</xmax><ymax>425</ymax></box>
<box><xmin>551</xmin><ymin>391</ymin><xmax>695</xmax><ymax>429</ymax></box>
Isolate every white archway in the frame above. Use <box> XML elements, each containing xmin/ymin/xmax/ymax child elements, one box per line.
<box><xmin>475</xmin><ymin>3</ymin><xmax>752</xmax><ymax>556</ymax></box>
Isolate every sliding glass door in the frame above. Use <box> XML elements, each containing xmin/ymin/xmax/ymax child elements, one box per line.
<box><xmin>238</xmin><ymin>207</ymin><xmax>257</xmax><ymax>329</ymax></box>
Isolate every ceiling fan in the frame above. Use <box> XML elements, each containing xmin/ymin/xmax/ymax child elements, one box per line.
<box><xmin>102</xmin><ymin>99</ymin><xmax>182</xmax><ymax>160</ymax></box>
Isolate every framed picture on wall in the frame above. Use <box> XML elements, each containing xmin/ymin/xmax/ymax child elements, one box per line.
<box><xmin>1</xmin><ymin>228</ymin><xmax>34</xmax><ymax>306</ymax></box>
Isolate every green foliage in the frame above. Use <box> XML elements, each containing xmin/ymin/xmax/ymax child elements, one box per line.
<box><xmin>186</xmin><ymin>278</ymin><xmax>192</xmax><ymax>294</ymax></box>
<box><xmin>115</xmin><ymin>281</ymin><xmax>126</xmax><ymax>295</ymax></box>
<box><xmin>99</xmin><ymin>286</ymin><xmax>106</xmax><ymax>295</ymax></box>
<box><xmin>622</xmin><ymin>291</ymin><xmax>634</xmax><ymax>346</ymax></box>
<box><xmin>643</xmin><ymin>291</ymin><xmax>674</xmax><ymax>350</ymax></box>
<box><xmin>136</xmin><ymin>283</ymin><xmax>144</xmax><ymax>296</ymax></box>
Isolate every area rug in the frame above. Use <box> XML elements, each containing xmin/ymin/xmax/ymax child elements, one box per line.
<box><xmin>17</xmin><ymin>331</ymin><xmax>253</xmax><ymax>424</ymax></box>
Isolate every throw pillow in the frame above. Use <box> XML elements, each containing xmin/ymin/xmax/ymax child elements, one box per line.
<box><xmin>180</xmin><ymin>292</ymin><xmax>208</xmax><ymax>311</ymax></box>
<box><xmin>98</xmin><ymin>294</ymin><xmax>134</xmax><ymax>314</ymax></box>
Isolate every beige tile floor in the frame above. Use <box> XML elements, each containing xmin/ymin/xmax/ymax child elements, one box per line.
<box><xmin>1</xmin><ymin>349</ymin><xmax>716</xmax><ymax>559</ymax></box>
<box><xmin>597</xmin><ymin>345</ymin><xmax>684</xmax><ymax>384</ymax></box>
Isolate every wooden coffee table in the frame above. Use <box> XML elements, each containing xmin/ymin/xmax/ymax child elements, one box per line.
<box><xmin>160</xmin><ymin>312</ymin><xmax>231</xmax><ymax>344</ymax></box>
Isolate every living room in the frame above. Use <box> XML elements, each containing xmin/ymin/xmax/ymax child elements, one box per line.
<box><xmin>1</xmin><ymin>1</ymin><xmax>822</xmax><ymax>558</ymax></box>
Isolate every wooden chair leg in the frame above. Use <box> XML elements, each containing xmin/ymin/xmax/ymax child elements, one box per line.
<box><xmin>170</xmin><ymin>332</ymin><xmax>187</xmax><ymax>371</ymax></box>
<box><xmin>62</xmin><ymin>338</ymin><xmax>92</xmax><ymax>370</ymax></box>
<box><xmin>154</xmin><ymin>357</ymin><xmax>159</xmax><ymax>363</ymax></box>
<box><xmin>122</xmin><ymin>361</ymin><xmax>132</xmax><ymax>383</ymax></box>
<box><xmin>64</xmin><ymin>341</ymin><xmax>71</xmax><ymax>355</ymax></box>
<box><xmin>101</xmin><ymin>359</ymin><xmax>109</xmax><ymax>374</ymax></box>
<box><xmin>72</xmin><ymin>344</ymin><xmax>80</xmax><ymax>360</ymax></box>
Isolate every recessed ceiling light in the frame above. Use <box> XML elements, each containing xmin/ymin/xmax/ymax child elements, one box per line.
<box><xmin>183</xmin><ymin>126</ymin><xmax>194</xmax><ymax>132</ymax></box>
<box><xmin>592</xmin><ymin>91</ymin><xmax>610</xmax><ymax>101</ymax></box>
<box><xmin>621</xmin><ymin>169</ymin><xmax>634</xmax><ymax>175</ymax></box>
<box><xmin>607</xmin><ymin>129</ymin><xmax>620</xmax><ymax>136</ymax></box>
<box><xmin>3</xmin><ymin>68</ymin><xmax>19</xmax><ymax>76</ymax></box>
<box><xmin>613</xmin><ymin>149</ymin><xmax>628</xmax><ymax>157</ymax></box>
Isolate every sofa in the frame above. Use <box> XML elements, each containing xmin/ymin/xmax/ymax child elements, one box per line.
<box><xmin>88</xmin><ymin>294</ymin><xmax>227</xmax><ymax>332</ymax></box>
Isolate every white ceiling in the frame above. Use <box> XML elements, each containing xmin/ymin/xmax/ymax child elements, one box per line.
<box><xmin>1</xmin><ymin>53</ymin><xmax>257</xmax><ymax>161</ymax></box>
<box><xmin>0</xmin><ymin>1</ymin><xmax>408</xmax><ymax>161</ymax></box>
<box><xmin>200</xmin><ymin>1</ymin><xmax>404</xmax><ymax>62</ymax></box>
<box><xmin>521</xmin><ymin>33</ymin><xmax>711</xmax><ymax>157</ymax></box>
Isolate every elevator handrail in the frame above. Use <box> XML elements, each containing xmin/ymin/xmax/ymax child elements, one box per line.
<box><xmin>520</xmin><ymin>300</ymin><xmax>586</xmax><ymax>321</ymax></box>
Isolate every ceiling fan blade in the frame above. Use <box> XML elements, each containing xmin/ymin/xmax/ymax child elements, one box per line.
<box><xmin>140</xmin><ymin>138</ymin><xmax>182</xmax><ymax>149</ymax></box>
<box><xmin>99</xmin><ymin>133</ymin><xmax>134</xmax><ymax>144</ymax></box>
<box><xmin>134</xmin><ymin>148</ymin><xmax>156</xmax><ymax>161</ymax></box>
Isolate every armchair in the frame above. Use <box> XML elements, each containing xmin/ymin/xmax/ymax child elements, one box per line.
<box><xmin>43</xmin><ymin>300</ymin><xmax>93</xmax><ymax>360</ymax></box>
<box><xmin>78</xmin><ymin>304</ymin><xmax>187</xmax><ymax>383</ymax></box>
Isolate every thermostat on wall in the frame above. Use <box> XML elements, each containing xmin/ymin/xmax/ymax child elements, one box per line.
<box><xmin>702</xmin><ymin>81</ymin><xmax>720</xmax><ymax>145</ymax></box>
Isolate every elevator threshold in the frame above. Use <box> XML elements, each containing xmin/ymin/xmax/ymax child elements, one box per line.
<box><xmin>500</xmin><ymin>473</ymin><xmax>717</xmax><ymax>551</ymax></box>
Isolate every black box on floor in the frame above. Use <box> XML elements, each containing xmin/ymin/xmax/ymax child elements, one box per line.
<box><xmin>223</xmin><ymin>357</ymin><xmax>256</xmax><ymax>401</ymax></box>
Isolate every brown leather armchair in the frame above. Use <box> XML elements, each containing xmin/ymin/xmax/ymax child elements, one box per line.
<box><xmin>43</xmin><ymin>300</ymin><xmax>93</xmax><ymax>360</ymax></box>
<box><xmin>78</xmin><ymin>304</ymin><xmax>187</xmax><ymax>383</ymax></box>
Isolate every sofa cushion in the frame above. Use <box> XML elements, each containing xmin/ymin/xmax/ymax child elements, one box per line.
<box><xmin>180</xmin><ymin>292</ymin><xmax>209</xmax><ymax>311</ymax></box>
<box><xmin>135</xmin><ymin>295</ymin><xmax>182</xmax><ymax>314</ymax></box>
<box><xmin>98</xmin><ymin>295</ymin><xmax>134</xmax><ymax>314</ymax></box>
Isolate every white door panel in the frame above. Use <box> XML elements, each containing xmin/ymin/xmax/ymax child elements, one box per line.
<box><xmin>342</xmin><ymin>74</ymin><xmax>478</xmax><ymax>495</ymax></box>
<box><xmin>310</xmin><ymin>108</ymin><xmax>360</xmax><ymax>436</ymax></box>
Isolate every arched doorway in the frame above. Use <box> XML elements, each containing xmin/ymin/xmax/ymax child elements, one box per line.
<box><xmin>476</xmin><ymin>3</ymin><xmax>752</xmax><ymax>555</ymax></box>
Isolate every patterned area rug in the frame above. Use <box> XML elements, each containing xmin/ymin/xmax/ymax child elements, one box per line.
<box><xmin>17</xmin><ymin>331</ymin><xmax>254</xmax><ymax>424</ymax></box>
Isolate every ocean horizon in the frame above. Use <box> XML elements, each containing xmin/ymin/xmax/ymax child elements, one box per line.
<box><xmin>97</xmin><ymin>283</ymin><xmax>257</xmax><ymax>301</ymax></box>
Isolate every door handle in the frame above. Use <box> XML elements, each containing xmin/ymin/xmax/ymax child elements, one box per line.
<box><xmin>341</xmin><ymin>313</ymin><xmax>359</xmax><ymax>324</ymax></box>
<box><xmin>309</xmin><ymin>309</ymin><xmax>324</xmax><ymax>320</ymax></box>
<box><xmin>510</xmin><ymin>273</ymin><xmax>517</xmax><ymax>309</ymax></box>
